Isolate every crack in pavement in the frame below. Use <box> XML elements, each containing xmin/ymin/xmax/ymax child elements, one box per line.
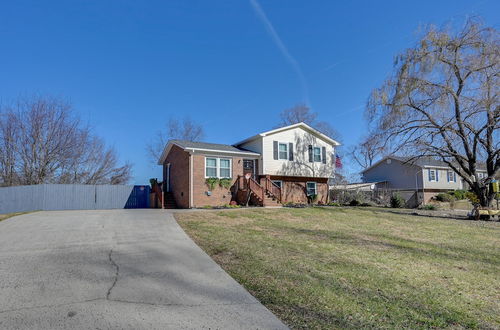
<box><xmin>106</xmin><ymin>249</ymin><xmax>119</xmax><ymax>299</ymax></box>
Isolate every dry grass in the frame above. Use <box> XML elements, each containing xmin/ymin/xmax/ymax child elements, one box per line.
<box><xmin>0</xmin><ymin>212</ymin><xmax>31</xmax><ymax>222</ymax></box>
<box><xmin>176</xmin><ymin>207</ymin><xmax>500</xmax><ymax>329</ymax></box>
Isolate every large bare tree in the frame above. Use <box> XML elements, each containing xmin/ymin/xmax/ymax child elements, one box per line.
<box><xmin>349</xmin><ymin>133</ymin><xmax>386</xmax><ymax>170</ymax></box>
<box><xmin>146</xmin><ymin>117</ymin><xmax>205</xmax><ymax>162</ymax></box>
<box><xmin>277</xmin><ymin>104</ymin><xmax>341</xmax><ymax>141</ymax></box>
<box><xmin>0</xmin><ymin>96</ymin><xmax>132</xmax><ymax>186</ymax></box>
<box><xmin>367</xmin><ymin>18</ymin><xmax>499</xmax><ymax>206</ymax></box>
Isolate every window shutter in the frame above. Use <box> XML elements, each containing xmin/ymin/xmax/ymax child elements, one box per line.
<box><xmin>454</xmin><ymin>172</ymin><xmax>456</xmax><ymax>182</ymax></box>
<box><xmin>321</xmin><ymin>147</ymin><xmax>326</xmax><ymax>164</ymax></box>
<box><xmin>308</xmin><ymin>145</ymin><xmax>313</xmax><ymax>162</ymax></box>
<box><xmin>436</xmin><ymin>170</ymin><xmax>439</xmax><ymax>181</ymax></box>
<box><xmin>289</xmin><ymin>143</ymin><xmax>294</xmax><ymax>161</ymax></box>
<box><xmin>273</xmin><ymin>141</ymin><xmax>278</xmax><ymax>160</ymax></box>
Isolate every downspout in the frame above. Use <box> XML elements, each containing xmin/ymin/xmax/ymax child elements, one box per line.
<box><xmin>189</xmin><ymin>151</ymin><xmax>194</xmax><ymax>208</ymax></box>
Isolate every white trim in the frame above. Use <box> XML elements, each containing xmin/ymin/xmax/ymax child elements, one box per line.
<box><xmin>189</xmin><ymin>154</ymin><xmax>193</xmax><ymax>208</ymax></box>
<box><xmin>186</xmin><ymin>147</ymin><xmax>259</xmax><ymax>156</ymax></box>
<box><xmin>204</xmin><ymin>156</ymin><xmax>232</xmax><ymax>179</ymax></box>
<box><xmin>233</xmin><ymin>122</ymin><xmax>341</xmax><ymax>147</ymax></box>
<box><xmin>278</xmin><ymin>142</ymin><xmax>288</xmax><ymax>160</ymax></box>
<box><xmin>313</xmin><ymin>146</ymin><xmax>322</xmax><ymax>162</ymax></box>
<box><xmin>158</xmin><ymin>142</ymin><xmax>259</xmax><ymax>165</ymax></box>
<box><xmin>306</xmin><ymin>181</ymin><xmax>317</xmax><ymax>196</ymax></box>
<box><xmin>271</xmin><ymin>180</ymin><xmax>283</xmax><ymax>189</ymax></box>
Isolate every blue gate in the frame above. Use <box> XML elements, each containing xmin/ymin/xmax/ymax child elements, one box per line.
<box><xmin>125</xmin><ymin>185</ymin><xmax>150</xmax><ymax>208</ymax></box>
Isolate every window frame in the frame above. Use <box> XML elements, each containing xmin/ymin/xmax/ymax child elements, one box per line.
<box><xmin>306</xmin><ymin>181</ymin><xmax>317</xmax><ymax>196</ymax></box>
<box><xmin>271</xmin><ymin>180</ymin><xmax>282</xmax><ymax>189</ymax></box>
<box><xmin>205</xmin><ymin>157</ymin><xmax>218</xmax><ymax>178</ymax></box>
<box><xmin>278</xmin><ymin>143</ymin><xmax>288</xmax><ymax>160</ymax></box>
<box><xmin>447</xmin><ymin>171</ymin><xmax>456</xmax><ymax>182</ymax></box>
<box><xmin>205</xmin><ymin>157</ymin><xmax>232</xmax><ymax>178</ymax></box>
<box><xmin>218</xmin><ymin>158</ymin><xmax>232</xmax><ymax>178</ymax></box>
<box><xmin>313</xmin><ymin>147</ymin><xmax>322</xmax><ymax>162</ymax></box>
<box><xmin>428</xmin><ymin>169</ymin><xmax>437</xmax><ymax>182</ymax></box>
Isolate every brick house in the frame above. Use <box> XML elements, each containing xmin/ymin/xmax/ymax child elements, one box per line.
<box><xmin>157</xmin><ymin>122</ymin><xmax>341</xmax><ymax>208</ymax></box>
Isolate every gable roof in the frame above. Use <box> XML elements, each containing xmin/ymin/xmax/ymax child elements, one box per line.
<box><xmin>361</xmin><ymin>156</ymin><xmax>487</xmax><ymax>173</ymax></box>
<box><xmin>158</xmin><ymin>139</ymin><xmax>260</xmax><ymax>165</ymax></box>
<box><xmin>233</xmin><ymin>122</ymin><xmax>341</xmax><ymax>147</ymax></box>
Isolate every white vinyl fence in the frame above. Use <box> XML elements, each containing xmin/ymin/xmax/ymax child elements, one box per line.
<box><xmin>0</xmin><ymin>184</ymin><xmax>134</xmax><ymax>214</ymax></box>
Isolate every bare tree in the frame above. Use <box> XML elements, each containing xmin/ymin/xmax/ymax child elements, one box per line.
<box><xmin>366</xmin><ymin>18</ymin><xmax>499</xmax><ymax>206</ymax></box>
<box><xmin>0</xmin><ymin>95</ymin><xmax>132</xmax><ymax>186</ymax></box>
<box><xmin>146</xmin><ymin>117</ymin><xmax>205</xmax><ymax>162</ymax></box>
<box><xmin>349</xmin><ymin>133</ymin><xmax>386</xmax><ymax>170</ymax></box>
<box><xmin>277</xmin><ymin>104</ymin><xmax>341</xmax><ymax>141</ymax></box>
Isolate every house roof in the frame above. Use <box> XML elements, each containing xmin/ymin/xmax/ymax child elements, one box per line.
<box><xmin>158</xmin><ymin>139</ymin><xmax>260</xmax><ymax>165</ymax></box>
<box><xmin>361</xmin><ymin>156</ymin><xmax>487</xmax><ymax>173</ymax></box>
<box><xmin>233</xmin><ymin>122</ymin><xmax>341</xmax><ymax>147</ymax></box>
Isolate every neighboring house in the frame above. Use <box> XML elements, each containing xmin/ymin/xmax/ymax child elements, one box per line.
<box><xmin>157</xmin><ymin>122</ymin><xmax>340</xmax><ymax>208</ymax></box>
<box><xmin>361</xmin><ymin>156</ymin><xmax>488</xmax><ymax>204</ymax></box>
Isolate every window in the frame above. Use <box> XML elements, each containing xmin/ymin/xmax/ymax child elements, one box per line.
<box><xmin>205</xmin><ymin>157</ymin><xmax>232</xmax><ymax>178</ymax></box>
<box><xmin>278</xmin><ymin>143</ymin><xmax>288</xmax><ymax>160</ymax></box>
<box><xmin>477</xmin><ymin>172</ymin><xmax>485</xmax><ymax>179</ymax></box>
<box><xmin>313</xmin><ymin>147</ymin><xmax>321</xmax><ymax>162</ymax></box>
<box><xmin>306</xmin><ymin>182</ymin><xmax>317</xmax><ymax>196</ymax></box>
<box><xmin>272</xmin><ymin>180</ymin><xmax>282</xmax><ymax>189</ymax></box>
<box><xmin>447</xmin><ymin>171</ymin><xmax>456</xmax><ymax>182</ymax></box>
<box><xmin>428</xmin><ymin>169</ymin><xmax>437</xmax><ymax>181</ymax></box>
<box><xmin>219</xmin><ymin>159</ymin><xmax>231</xmax><ymax>178</ymax></box>
<box><xmin>206</xmin><ymin>158</ymin><xmax>217</xmax><ymax>177</ymax></box>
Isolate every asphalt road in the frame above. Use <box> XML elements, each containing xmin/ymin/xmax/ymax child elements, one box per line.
<box><xmin>0</xmin><ymin>209</ymin><xmax>287</xmax><ymax>329</ymax></box>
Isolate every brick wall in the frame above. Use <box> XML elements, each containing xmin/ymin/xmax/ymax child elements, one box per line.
<box><xmin>269</xmin><ymin>176</ymin><xmax>328</xmax><ymax>204</ymax></box>
<box><xmin>192</xmin><ymin>154</ymin><xmax>245</xmax><ymax>207</ymax></box>
<box><xmin>163</xmin><ymin>145</ymin><xmax>190</xmax><ymax>208</ymax></box>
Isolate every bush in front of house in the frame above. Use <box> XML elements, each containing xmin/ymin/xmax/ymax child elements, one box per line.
<box><xmin>465</xmin><ymin>191</ymin><xmax>480</xmax><ymax>206</ymax></box>
<box><xmin>327</xmin><ymin>202</ymin><xmax>341</xmax><ymax>207</ymax></box>
<box><xmin>349</xmin><ymin>199</ymin><xmax>361</xmax><ymax>206</ymax></box>
<box><xmin>420</xmin><ymin>204</ymin><xmax>437</xmax><ymax>210</ymax></box>
<box><xmin>390</xmin><ymin>193</ymin><xmax>405</xmax><ymax>208</ymax></box>
<box><xmin>284</xmin><ymin>202</ymin><xmax>308</xmax><ymax>208</ymax></box>
<box><xmin>435</xmin><ymin>193</ymin><xmax>455</xmax><ymax>202</ymax></box>
<box><xmin>448</xmin><ymin>190</ymin><xmax>467</xmax><ymax>200</ymax></box>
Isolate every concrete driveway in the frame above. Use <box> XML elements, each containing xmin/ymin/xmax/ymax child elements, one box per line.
<box><xmin>0</xmin><ymin>210</ymin><xmax>287</xmax><ymax>329</ymax></box>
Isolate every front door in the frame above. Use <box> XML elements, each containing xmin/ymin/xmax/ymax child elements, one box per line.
<box><xmin>243</xmin><ymin>159</ymin><xmax>255</xmax><ymax>179</ymax></box>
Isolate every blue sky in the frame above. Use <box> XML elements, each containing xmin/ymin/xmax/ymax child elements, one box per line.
<box><xmin>1</xmin><ymin>0</ymin><xmax>498</xmax><ymax>183</ymax></box>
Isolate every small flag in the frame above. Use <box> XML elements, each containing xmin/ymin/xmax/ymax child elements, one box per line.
<box><xmin>335</xmin><ymin>155</ymin><xmax>342</xmax><ymax>169</ymax></box>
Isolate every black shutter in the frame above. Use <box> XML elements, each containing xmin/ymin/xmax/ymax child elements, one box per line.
<box><xmin>308</xmin><ymin>145</ymin><xmax>313</xmax><ymax>162</ymax></box>
<box><xmin>322</xmin><ymin>147</ymin><xmax>326</xmax><ymax>164</ymax></box>
<box><xmin>273</xmin><ymin>141</ymin><xmax>278</xmax><ymax>160</ymax></box>
<box><xmin>289</xmin><ymin>143</ymin><xmax>294</xmax><ymax>161</ymax></box>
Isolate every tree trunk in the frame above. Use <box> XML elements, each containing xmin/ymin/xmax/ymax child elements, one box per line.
<box><xmin>472</xmin><ymin>183</ymin><xmax>493</xmax><ymax>207</ymax></box>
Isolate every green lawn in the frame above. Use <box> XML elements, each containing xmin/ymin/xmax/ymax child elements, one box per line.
<box><xmin>175</xmin><ymin>207</ymin><xmax>500</xmax><ymax>329</ymax></box>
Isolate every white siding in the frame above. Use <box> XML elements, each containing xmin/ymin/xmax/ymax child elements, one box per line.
<box><xmin>238</xmin><ymin>138</ymin><xmax>264</xmax><ymax>174</ymax></box>
<box><xmin>261</xmin><ymin>127</ymin><xmax>335</xmax><ymax>177</ymax></box>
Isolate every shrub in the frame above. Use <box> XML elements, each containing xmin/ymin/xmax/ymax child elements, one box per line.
<box><xmin>205</xmin><ymin>177</ymin><xmax>219</xmax><ymax>191</ymax></box>
<box><xmin>349</xmin><ymin>199</ymin><xmax>361</xmax><ymax>206</ymax></box>
<box><xmin>449</xmin><ymin>190</ymin><xmax>467</xmax><ymax>200</ymax></box>
<box><xmin>420</xmin><ymin>204</ymin><xmax>437</xmax><ymax>210</ymax></box>
<box><xmin>327</xmin><ymin>202</ymin><xmax>341</xmax><ymax>207</ymax></box>
<box><xmin>390</xmin><ymin>193</ymin><xmax>405</xmax><ymax>208</ymax></box>
<box><xmin>219</xmin><ymin>178</ymin><xmax>232</xmax><ymax>189</ymax></box>
<box><xmin>360</xmin><ymin>202</ymin><xmax>373</xmax><ymax>207</ymax></box>
<box><xmin>435</xmin><ymin>193</ymin><xmax>455</xmax><ymax>202</ymax></box>
<box><xmin>465</xmin><ymin>191</ymin><xmax>480</xmax><ymax>206</ymax></box>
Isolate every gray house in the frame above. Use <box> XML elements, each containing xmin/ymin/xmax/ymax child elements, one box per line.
<box><xmin>361</xmin><ymin>156</ymin><xmax>488</xmax><ymax>205</ymax></box>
